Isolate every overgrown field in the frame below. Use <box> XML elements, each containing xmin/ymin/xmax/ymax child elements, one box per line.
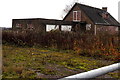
<box><xmin>2</xmin><ymin>44</ymin><xmax>119</xmax><ymax>79</ymax></box>
<box><xmin>2</xmin><ymin>30</ymin><xmax>120</xmax><ymax>61</ymax></box>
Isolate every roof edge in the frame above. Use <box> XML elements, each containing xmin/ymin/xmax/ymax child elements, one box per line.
<box><xmin>95</xmin><ymin>23</ymin><xmax>120</xmax><ymax>27</ymax></box>
<box><xmin>63</xmin><ymin>3</ymin><xmax>78</xmax><ymax>20</ymax></box>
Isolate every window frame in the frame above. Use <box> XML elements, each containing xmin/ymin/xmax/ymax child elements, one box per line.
<box><xmin>73</xmin><ymin>11</ymin><xmax>81</xmax><ymax>22</ymax></box>
<box><xmin>86</xmin><ymin>24</ymin><xmax>91</xmax><ymax>30</ymax></box>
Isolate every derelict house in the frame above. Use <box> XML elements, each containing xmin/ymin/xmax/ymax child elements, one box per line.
<box><xmin>12</xmin><ymin>3</ymin><xmax>120</xmax><ymax>35</ymax></box>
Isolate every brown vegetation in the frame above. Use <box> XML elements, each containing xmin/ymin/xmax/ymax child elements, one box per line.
<box><xmin>2</xmin><ymin>30</ymin><xmax>120</xmax><ymax>61</ymax></box>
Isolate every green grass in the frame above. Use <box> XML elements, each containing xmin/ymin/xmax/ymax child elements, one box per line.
<box><xmin>2</xmin><ymin>44</ymin><xmax>119</xmax><ymax>79</ymax></box>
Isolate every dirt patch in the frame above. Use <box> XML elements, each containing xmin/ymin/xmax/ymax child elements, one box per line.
<box><xmin>34</xmin><ymin>63</ymin><xmax>83</xmax><ymax>79</ymax></box>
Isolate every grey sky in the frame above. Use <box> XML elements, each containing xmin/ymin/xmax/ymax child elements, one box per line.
<box><xmin>0</xmin><ymin>0</ymin><xmax>119</xmax><ymax>27</ymax></box>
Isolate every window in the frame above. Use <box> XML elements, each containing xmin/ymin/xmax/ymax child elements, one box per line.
<box><xmin>61</xmin><ymin>25</ymin><xmax>72</xmax><ymax>31</ymax></box>
<box><xmin>73</xmin><ymin>11</ymin><xmax>81</xmax><ymax>21</ymax></box>
<box><xmin>86</xmin><ymin>24</ymin><xmax>91</xmax><ymax>30</ymax></box>
<box><xmin>102</xmin><ymin>12</ymin><xmax>109</xmax><ymax>19</ymax></box>
<box><xmin>115</xmin><ymin>27</ymin><xmax>119</xmax><ymax>31</ymax></box>
<box><xmin>46</xmin><ymin>25</ymin><xmax>59</xmax><ymax>31</ymax></box>
<box><xmin>16</xmin><ymin>24</ymin><xmax>22</xmax><ymax>28</ymax></box>
<box><xmin>27</xmin><ymin>24</ymin><xmax>34</xmax><ymax>29</ymax></box>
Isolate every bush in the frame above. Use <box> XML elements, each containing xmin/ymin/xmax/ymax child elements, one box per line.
<box><xmin>2</xmin><ymin>30</ymin><xmax>120</xmax><ymax>61</ymax></box>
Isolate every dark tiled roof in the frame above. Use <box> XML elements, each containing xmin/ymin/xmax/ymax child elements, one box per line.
<box><xmin>13</xmin><ymin>18</ymin><xmax>81</xmax><ymax>25</ymax></box>
<box><xmin>64</xmin><ymin>3</ymin><xmax>120</xmax><ymax>26</ymax></box>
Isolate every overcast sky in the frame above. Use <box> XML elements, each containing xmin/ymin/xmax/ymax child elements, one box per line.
<box><xmin>0</xmin><ymin>0</ymin><xmax>119</xmax><ymax>27</ymax></box>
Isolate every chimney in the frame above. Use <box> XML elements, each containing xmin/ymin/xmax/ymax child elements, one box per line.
<box><xmin>102</xmin><ymin>7</ymin><xmax>107</xmax><ymax>12</ymax></box>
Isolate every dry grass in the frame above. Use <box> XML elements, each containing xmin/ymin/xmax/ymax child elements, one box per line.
<box><xmin>2</xmin><ymin>30</ymin><xmax>120</xmax><ymax>79</ymax></box>
<box><xmin>2</xmin><ymin>44</ymin><xmax>119</xmax><ymax>79</ymax></box>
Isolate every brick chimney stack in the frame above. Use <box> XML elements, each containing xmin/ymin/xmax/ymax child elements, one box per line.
<box><xmin>102</xmin><ymin>7</ymin><xmax>107</xmax><ymax>12</ymax></box>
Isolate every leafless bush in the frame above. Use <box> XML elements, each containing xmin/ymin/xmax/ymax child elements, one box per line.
<box><xmin>2</xmin><ymin>30</ymin><xmax>119</xmax><ymax>61</ymax></box>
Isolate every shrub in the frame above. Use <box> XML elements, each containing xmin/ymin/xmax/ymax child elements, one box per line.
<box><xmin>2</xmin><ymin>30</ymin><xmax>119</xmax><ymax>61</ymax></box>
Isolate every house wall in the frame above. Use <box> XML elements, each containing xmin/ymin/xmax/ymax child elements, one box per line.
<box><xmin>96</xmin><ymin>25</ymin><xmax>119</xmax><ymax>35</ymax></box>
<box><xmin>63</xmin><ymin>5</ymin><xmax>95</xmax><ymax>34</ymax></box>
<box><xmin>12</xmin><ymin>19</ymin><xmax>46</xmax><ymax>32</ymax></box>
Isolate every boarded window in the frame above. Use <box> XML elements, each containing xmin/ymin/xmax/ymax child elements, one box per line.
<box><xmin>86</xmin><ymin>24</ymin><xmax>91</xmax><ymax>30</ymax></box>
<box><xmin>73</xmin><ymin>11</ymin><xmax>81</xmax><ymax>21</ymax></box>
<box><xmin>46</xmin><ymin>25</ymin><xmax>59</xmax><ymax>31</ymax></box>
<box><xmin>61</xmin><ymin>25</ymin><xmax>72</xmax><ymax>31</ymax></box>
<box><xmin>115</xmin><ymin>27</ymin><xmax>119</xmax><ymax>31</ymax></box>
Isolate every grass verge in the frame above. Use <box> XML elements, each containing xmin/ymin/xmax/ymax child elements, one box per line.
<box><xmin>2</xmin><ymin>44</ymin><xmax>119</xmax><ymax>79</ymax></box>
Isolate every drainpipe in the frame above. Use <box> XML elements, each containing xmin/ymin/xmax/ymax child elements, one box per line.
<box><xmin>94</xmin><ymin>25</ymin><xmax>97</xmax><ymax>35</ymax></box>
<box><xmin>58</xmin><ymin>63</ymin><xmax>120</xmax><ymax>80</ymax></box>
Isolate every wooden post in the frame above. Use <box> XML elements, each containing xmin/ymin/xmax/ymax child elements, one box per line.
<box><xmin>118</xmin><ymin>26</ymin><xmax>120</xmax><ymax>46</ymax></box>
<box><xmin>59</xmin><ymin>25</ymin><xmax>61</xmax><ymax>31</ymax></box>
<box><xmin>94</xmin><ymin>25</ymin><xmax>97</xmax><ymax>35</ymax></box>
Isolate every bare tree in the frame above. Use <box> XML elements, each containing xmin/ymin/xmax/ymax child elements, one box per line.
<box><xmin>61</xmin><ymin>0</ymin><xmax>79</xmax><ymax>19</ymax></box>
<box><xmin>59</xmin><ymin>0</ymin><xmax>79</xmax><ymax>31</ymax></box>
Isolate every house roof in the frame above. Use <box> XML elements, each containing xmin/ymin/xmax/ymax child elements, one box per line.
<box><xmin>63</xmin><ymin>3</ymin><xmax>120</xmax><ymax>27</ymax></box>
<box><xmin>13</xmin><ymin>18</ymin><xmax>82</xmax><ymax>25</ymax></box>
